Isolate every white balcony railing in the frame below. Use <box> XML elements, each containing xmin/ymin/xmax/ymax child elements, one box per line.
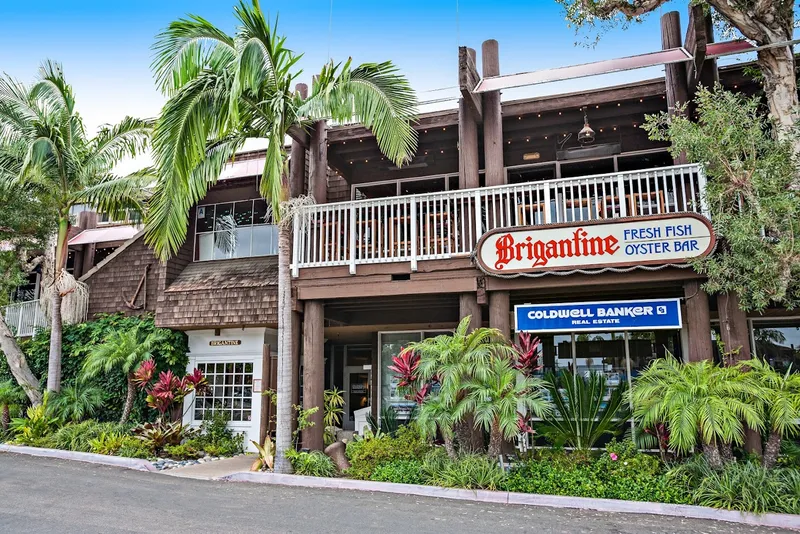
<box><xmin>291</xmin><ymin>163</ymin><xmax>708</xmax><ymax>274</ymax></box>
<box><xmin>3</xmin><ymin>300</ymin><xmax>48</xmax><ymax>338</ymax></box>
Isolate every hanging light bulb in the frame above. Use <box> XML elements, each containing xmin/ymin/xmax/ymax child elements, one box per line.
<box><xmin>578</xmin><ymin>106</ymin><xmax>595</xmax><ymax>145</ymax></box>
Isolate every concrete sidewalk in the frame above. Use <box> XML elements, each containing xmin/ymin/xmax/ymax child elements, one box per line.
<box><xmin>162</xmin><ymin>454</ymin><xmax>255</xmax><ymax>480</ymax></box>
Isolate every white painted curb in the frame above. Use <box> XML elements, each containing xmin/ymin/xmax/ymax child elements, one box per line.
<box><xmin>0</xmin><ymin>444</ymin><xmax>156</xmax><ymax>472</ymax></box>
<box><xmin>221</xmin><ymin>471</ymin><xmax>800</xmax><ymax>531</ymax></box>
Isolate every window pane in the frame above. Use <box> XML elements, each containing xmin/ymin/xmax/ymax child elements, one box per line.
<box><xmin>253</xmin><ymin>199</ymin><xmax>271</xmax><ymax>225</ymax></box>
<box><xmin>196</xmin><ymin>233</ymin><xmax>214</xmax><ymax>261</ymax></box>
<box><xmin>213</xmin><ymin>232</ymin><xmax>233</xmax><ymax>260</ymax></box>
<box><xmin>754</xmin><ymin>321</ymin><xmax>800</xmax><ymax>373</ymax></box>
<box><xmin>196</xmin><ymin>205</ymin><xmax>215</xmax><ymax>232</ymax></box>
<box><xmin>234</xmin><ymin>200</ymin><xmax>254</xmax><ymax>226</ymax></box>
<box><xmin>233</xmin><ymin>227</ymin><xmax>252</xmax><ymax>258</ymax></box>
<box><xmin>252</xmin><ymin>225</ymin><xmax>278</xmax><ymax>256</ymax></box>
<box><xmin>380</xmin><ymin>333</ymin><xmax>422</xmax><ymax>420</ymax></box>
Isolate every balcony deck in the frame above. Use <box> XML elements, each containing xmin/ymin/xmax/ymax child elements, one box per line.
<box><xmin>291</xmin><ymin>163</ymin><xmax>708</xmax><ymax>275</ymax></box>
<box><xmin>3</xmin><ymin>300</ymin><xmax>48</xmax><ymax>338</ymax></box>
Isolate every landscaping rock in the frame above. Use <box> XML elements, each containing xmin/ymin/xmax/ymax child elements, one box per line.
<box><xmin>324</xmin><ymin>441</ymin><xmax>350</xmax><ymax>472</ymax></box>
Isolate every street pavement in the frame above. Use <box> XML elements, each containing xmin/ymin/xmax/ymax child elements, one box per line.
<box><xmin>0</xmin><ymin>452</ymin><xmax>793</xmax><ymax>534</ymax></box>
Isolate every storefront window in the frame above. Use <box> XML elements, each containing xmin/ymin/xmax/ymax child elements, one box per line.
<box><xmin>753</xmin><ymin>321</ymin><xmax>800</xmax><ymax>373</ymax></box>
<box><xmin>193</xmin><ymin>361</ymin><xmax>254</xmax><ymax>422</ymax></box>
<box><xmin>194</xmin><ymin>199</ymin><xmax>277</xmax><ymax>261</ymax></box>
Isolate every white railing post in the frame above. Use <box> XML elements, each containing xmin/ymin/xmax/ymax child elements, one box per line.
<box><xmin>17</xmin><ymin>303</ymin><xmax>23</xmax><ymax>336</ymax></box>
<box><xmin>696</xmin><ymin>166</ymin><xmax>710</xmax><ymax>219</ymax></box>
<box><xmin>474</xmin><ymin>189</ymin><xmax>483</xmax><ymax>243</ymax></box>
<box><xmin>543</xmin><ymin>185</ymin><xmax>552</xmax><ymax>224</ymax></box>
<box><xmin>348</xmin><ymin>204</ymin><xmax>357</xmax><ymax>275</ymax></box>
<box><xmin>617</xmin><ymin>174</ymin><xmax>628</xmax><ymax>218</ymax></box>
<box><xmin>410</xmin><ymin>200</ymin><xmax>418</xmax><ymax>272</ymax></box>
<box><xmin>291</xmin><ymin>212</ymin><xmax>301</xmax><ymax>278</ymax></box>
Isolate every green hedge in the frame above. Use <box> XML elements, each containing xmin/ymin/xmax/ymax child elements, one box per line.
<box><xmin>0</xmin><ymin>313</ymin><xmax>188</xmax><ymax>423</ymax></box>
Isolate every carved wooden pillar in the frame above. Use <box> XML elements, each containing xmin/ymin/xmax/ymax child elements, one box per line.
<box><xmin>302</xmin><ymin>300</ymin><xmax>325</xmax><ymax>450</ymax></box>
<box><xmin>482</xmin><ymin>39</ymin><xmax>504</xmax><ymax>187</ymax></box>
<box><xmin>683</xmin><ymin>280</ymin><xmax>713</xmax><ymax>362</ymax></box>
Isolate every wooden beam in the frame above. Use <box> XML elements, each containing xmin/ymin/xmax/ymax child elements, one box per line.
<box><xmin>302</xmin><ymin>300</ymin><xmax>325</xmax><ymax>451</ymax></box>
<box><xmin>489</xmin><ymin>291</ymin><xmax>510</xmax><ymax>341</ymax></box>
<box><xmin>460</xmin><ymin>293</ymin><xmax>482</xmax><ymax>330</ymax></box>
<box><xmin>458</xmin><ymin>46</ymin><xmax>482</xmax><ymax>121</ymax></box>
<box><xmin>482</xmin><ymin>40</ymin><xmax>504</xmax><ymax>187</ymax></box>
<box><xmin>288</xmin><ymin>125</ymin><xmax>309</xmax><ymax>147</ymax></box>
<box><xmin>717</xmin><ymin>292</ymin><xmax>751</xmax><ymax>363</ymax></box>
<box><xmin>297</xmin><ymin>277</ymin><xmax>477</xmax><ymax>301</ymax></box>
<box><xmin>661</xmin><ymin>12</ymin><xmax>690</xmax><ymax>113</ymax></box>
<box><xmin>309</xmin><ymin>121</ymin><xmax>328</xmax><ymax>204</ymax></box>
<box><xmin>485</xmin><ymin>267</ymin><xmax>702</xmax><ymax>291</ymax></box>
<box><xmin>683</xmin><ymin>280</ymin><xmax>713</xmax><ymax>362</ymax></box>
<box><xmin>290</xmin><ymin>310</ymin><xmax>302</xmax><ymax>434</ymax></box>
<box><xmin>684</xmin><ymin>4</ymin><xmax>718</xmax><ymax>91</ymax></box>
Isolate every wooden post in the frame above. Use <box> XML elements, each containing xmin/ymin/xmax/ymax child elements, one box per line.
<box><xmin>489</xmin><ymin>291</ymin><xmax>510</xmax><ymax>341</ymax></box>
<box><xmin>661</xmin><ymin>11</ymin><xmax>690</xmax><ymax>166</ymax></box>
<box><xmin>459</xmin><ymin>293</ymin><xmax>482</xmax><ymax>331</ymax></box>
<box><xmin>310</xmin><ymin>121</ymin><xmax>328</xmax><ymax>204</ymax></box>
<box><xmin>717</xmin><ymin>292</ymin><xmax>751</xmax><ymax>363</ymax></box>
<box><xmin>290</xmin><ymin>84</ymin><xmax>308</xmax><ymax>199</ymax></box>
<box><xmin>482</xmin><ymin>39</ymin><xmax>504</xmax><ymax>187</ymax></box>
<box><xmin>76</xmin><ymin>211</ymin><xmax>98</xmax><ymax>278</ymax></box>
<box><xmin>259</xmin><ymin>344</ymin><xmax>272</xmax><ymax>446</ymax></box>
<box><xmin>302</xmin><ymin>300</ymin><xmax>325</xmax><ymax>450</ymax></box>
<box><xmin>458</xmin><ymin>47</ymin><xmax>480</xmax><ymax>190</ymax></box>
<box><xmin>291</xmin><ymin>310</ymin><xmax>302</xmax><ymax>434</ymax></box>
<box><xmin>683</xmin><ymin>280</ymin><xmax>713</xmax><ymax>362</ymax></box>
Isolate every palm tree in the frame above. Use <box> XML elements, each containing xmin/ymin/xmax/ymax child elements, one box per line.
<box><xmin>630</xmin><ymin>357</ymin><xmax>763</xmax><ymax>468</ymax></box>
<box><xmin>403</xmin><ymin>316</ymin><xmax>514</xmax><ymax>452</ymax></box>
<box><xmin>0</xmin><ymin>62</ymin><xmax>152</xmax><ymax>393</ymax></box>
<box><xmin>416</xmin><ymin>392</ymin><xmax>458</xmax><ymax>459</ymax></box>
<box><xmin>0</xmin><ymin>380</ymin><xmax>25</xmax><ymax>433</ymax></box>
<box><xmin>736</xmin><ymin>358</ymin><xmax>800</xmax><ymax>468</ymax></box>
<box><xmin>82</xmin><ymin>326</ymin><xmax>169</xmax><ymax>423</ymax></box>
<box><xmin>461</xmin><ymin>357</ymin><xmax>551</xmax><ymax>457</ymax></box>
<box><xmin>540</xmin><ymin>370</ymin><xmax>629</xmax><ymax>450</ymax></box>
<box><xmin>49</xmin><ymin>382</ymin><xmax>105</xmax><ymax>423</ymax></box>
<box><xmin>145</xmin><ymin>0</ymin><xmax>417</xmax><ymax>474</ymax></box>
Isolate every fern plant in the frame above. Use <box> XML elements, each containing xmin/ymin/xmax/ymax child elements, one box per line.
<box><xmin>49</xmin><ymin>382</ymin><xmax>106</xmax><ymax>423</ymax></box>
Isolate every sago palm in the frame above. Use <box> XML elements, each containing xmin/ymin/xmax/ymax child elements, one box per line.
<box><xmin>0</xmin><ymin>62</ymin><xmax>152</xmax><ymax>393</ymax></box>
<box><xmin>461</xmin><ymin>357</ymin><xmax>552</xmax><ymax>457</ymax></box>
<box><xmin>145</xmin><ymin>0</ymin><xmax>417</xmax><ymax>473</ymax></box>
<box><xmin>82</xmin><ymin>326</ymin><xmax>169</xmax><ymax>424</ymax></box>
<box><xmin>0</xmin><ymin>380</ymin><xmax>25</xmax><ymax>433</ymax></box>
<box><xmin>736</xmin><ymin>358</ymin><xmax>800</xmax><ymax>468</ymax></box>
<box><xmin>630</xmin><ymin>357</ymin><xmax>763</xmax><ymax>468</ymax></box>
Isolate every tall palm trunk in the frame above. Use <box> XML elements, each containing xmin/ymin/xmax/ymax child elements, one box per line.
<box><xmin>46</xmin><ymin>217</ymin><xmax>69</xmax><ymax>393</ymax></box>
<box><xmin>274</xmin><ymin>222</ymin><xmax>294</xmax><ymax>474</ymax></box>
<box><xmin>0</xmin><ymin>314</ymin><xmax>42</xmax><ymax>405</ymax></box>
<box><xmin>487</xmin><ymin>417</ymin><xmax>503</xmax><ymax>458</ymax></box>
<box><xmin>763</xmin><ymin>429</ymin><xmax>782</xmax><ymax>469</ymax></box>
<box><xmin>703</xmin><ymin>440</ymin><xmax>723</xmax><ymax>469</ymax></box>
<box><xmin>120</xmin><ymin>374</ymin><xmax>136</xmax><ymax>424</ymax></box>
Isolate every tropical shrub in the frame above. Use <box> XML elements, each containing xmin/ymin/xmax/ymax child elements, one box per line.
<box><xmin>0</xmin><ymin>314</ymin><xmax>188</xmax><ymax>423</ymax></box>
<box><xmin>184</xmin><ymin>411</ymin><xmax>244</xmax><ymax>456</ymax></box>
<box><xmin>540</xmin><ymin>370</ymin><xmax>629</xmax><ymax>450</ymax></box>
<box><xmin>49</xmin><ymin>382</ymin><xmax>106</xmax><ymax>423</ymax></box>
<box><xmin>132</xmin><ymin>420</ymin><xmax>192</xmax><ymax>454</ymax></box>
<box><xmin>346</xmin><ymin>424</ymin><xmax>432</xmax><ymax>480</ymax></box>
<box><xmin>9</xmin><ymin>396</ymin><xmax>59</xmax><ymax>445</ymax></box>
<box><xmin>423</xmin><ymin>452</ymin><xmax>506</xmax><ymax>490</ymax></box>
<box><xmin>164</xmin><ymin>443</ymin><xmax>202</xmax><ymax>460</ymax></box>
<box><xmin>370</xmin><ymin>459</ymin><xmax>425</xmax><ymax>485</ymax></box>
<box><xmin>116</xmin><ymin>438</ymin><xmax>153</xmax><ymax>459</ymax></box>
<box><xmin>366</xmin><ymin>406</ymin><xmax>400</xmax><ymax>436</ymax></box>
<box><xmin>285</xmin><ymin>450</ymin><xmax>336</xmax><ymax>477</ymax></box>
<box><xmin>89</xmin><ymin>431</ymin><xmax>129</xmax><ymax>455</ymax></box>
<box><xmin>0</xmin><ymin>380</ymin><xmax>24</xmax><ymax>433</ymax></box>
<box><xmin>50</xmin><ymin>420</ymin><xmax>130</xmax><ymax>452</ymax></box>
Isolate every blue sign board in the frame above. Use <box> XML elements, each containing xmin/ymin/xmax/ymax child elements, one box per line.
<box><xmin>515</xmin><ymin>298</ymin><xmax>682</xmax><ymax>333</ymax></box>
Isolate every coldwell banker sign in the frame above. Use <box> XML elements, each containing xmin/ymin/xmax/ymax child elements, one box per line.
<box><xmin>515</xmin><ymin>298</ymin><xmax>682</xmax><ymax>333</ymax></box>
<box><xmin>476</xmin><ymin>213</ymin><xmax>714</xmax><ymax>276</ymax></box>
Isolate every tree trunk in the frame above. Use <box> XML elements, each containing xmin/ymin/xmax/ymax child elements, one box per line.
<box><xmin>757</xmin><ymin>45</ymin><xmax>799</xmax><ymax>134</ymax></box>
<box><xmin>120</xmin><ymin>374</ymin><xmax>136</xmax><ymax>424</ymax></box>
<box><xmin>454</xmin><ymin>418</ymin><xmax>475</xmax><ymax>453</ymax></box>
<box><xmin>487</xmin><ymin>418</ymin><xmax>503</xmax><ymax>458</ymax></box>
<box><xmin>703</xmin><ymin>440</ymin><xmax>723</xmax><ymax>469</ymax></box>
<box><xmin>273</xmin><ymin>222</ymin><xmax>294</xmax><ymax>474</ymax></box>
<box><xmin>718</xmin><ymin>441</ymin><xmax>734</xmax><ymax>464</ymax></box>
<box><xmin>1</xmin><ymin>404</ymin><xmax>10</xmax><ymax>432</ymax></box>
<box><xmin>444</xmin><ymin>434</ymin><xmax>456</xmax><ymax>460</ymax></box>
<box><xmin>763</xmin><ymin>429</ymin><xmax>782</xmax><ymax>469</ymax></box>
<box><xmin>0</xmin><ymin>313</ymin><xmax>42</xmax><ymax>405</ymax></box>
<box><xmin>46</xmin><ymin>218</ymin><xmax>69</xmax><ymax>393</ymax></box>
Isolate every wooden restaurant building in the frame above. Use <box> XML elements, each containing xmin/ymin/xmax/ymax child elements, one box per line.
<box><xmin>19</xmin><ymin>8</ymin><xmax>797</xmax><ymax>450</ymax></box>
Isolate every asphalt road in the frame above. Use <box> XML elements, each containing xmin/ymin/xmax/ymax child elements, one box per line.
<box><xmin>0</xmin><ymin>452</ymin><xmax>792</xmax><ymax>534</ymax></box>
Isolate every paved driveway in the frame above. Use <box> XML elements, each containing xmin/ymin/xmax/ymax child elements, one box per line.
<box><xmin>0</xmin><ymin>453</ymin><xmax>792</xmax><ymax>534</ymax></box>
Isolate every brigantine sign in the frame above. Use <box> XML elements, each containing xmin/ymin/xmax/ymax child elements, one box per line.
<box><xmin>209</xmin><ymin>339</ymin><xmax>241</xmax><ymax>346</ymax></box>
<box><xmin>515</xmin><ymin>298</ymin><xmax>683</xmax><ymax>333</ymax></box>
<box><xmin>476</xmin><ymin>213</ymin><xmax>715</xmax><ymax>276</ymax></box>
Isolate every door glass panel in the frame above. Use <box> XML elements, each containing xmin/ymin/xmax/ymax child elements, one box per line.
<box><xmin>380</xmin><ymin>333</ymin><xmax>422</xmax><ymax>420</ymax></box>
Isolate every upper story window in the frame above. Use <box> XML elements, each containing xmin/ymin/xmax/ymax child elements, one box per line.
<box><xmin>194</xmin><ymin>199</ymin><xmax>277</xmax><ymax>261</ymax></box>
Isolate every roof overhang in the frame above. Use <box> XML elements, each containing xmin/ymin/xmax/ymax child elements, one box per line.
<box><xmin>68</xmin><ymin>225</ymin><xmax>140</xmax><ymax>246</ymax></box>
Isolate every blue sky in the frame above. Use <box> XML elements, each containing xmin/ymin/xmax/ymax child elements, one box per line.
<box><xmin>1</xmin><ymin>0</ymin><xmax>701</xmax><ymax>137</ymax></box>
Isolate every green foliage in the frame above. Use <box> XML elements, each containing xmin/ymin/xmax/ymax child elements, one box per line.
<box><xmin>163</xmin><ymin>443</ymin><xmax>202</xmax><ymax>460</ymax></box>
<box><xmin>323</xmin><ymin>388</ymin><xmax>345</xmax><ymax>428</ymax></box>
<box><xmin>540</xmin><ymin>370</ymin><xmax>629</xmax><ymax>449</ymax></box>
<box><xmin>0</xmin><ymin>314</ymin><xmax>188</xmax><ymax>423</ymax></box>
<box><xmin>644</xmin><ymin>86</ymin><xmax>800</xmax><ymax>311</ymax></box>
<box><xmin>346</xmin><ymin>423</ymin><xmax>432</xmax><ymax>480</ymax></box>
<box><xmin>183</xmin><ymin>411</ymin><xmax>244</xmax><ymax>456</ymax></box>
<box><xmin>49</xmin><ymin>382</ymin><xmax>105</xmax><ymax>423</ymax></box>
<box><xmin>50</xmin><ymin>420</ymin><xmax>131</xmax><ymax>452</ymax></box>
<box><xmin>9</xmin><ymin>397</ymin><xmax>59</xmax><ymax>445</ymax></box>
<box><xmin>116</xmin><ymin>438</ymin><xmax>153</xmax><ymax>459</ymax></box>
<box><xmin>88</xmin><ymin>431</ymin><xmax>129</xmax><ymax>455</ymax></box>
<box><xmin>370</xmin><ymin>459</ymin><xmax>425</xmax><ymax>485</ymax></box>
<box><xmin>366</xmin><ymin>406</ymin><xmax>400</xmax><ymax>436</ymax></box>
<box><xmin>285</xmin><ymin>449</ymin><xmax>336</xmax><ymax>477</ymax></box>
<box><xmin>503</xmin><ymin>440</ymin><xmax>690</xmax><ymax>504</ymax></box>
<box><xmin>132</xmin><ymin>420</ymin><xmax>192</xmax><ymax>454</ymax></box>
<box><xmin>423</xmin><ymin>452</ymin><xmax>506</xmax><ymax>490</ymax></box>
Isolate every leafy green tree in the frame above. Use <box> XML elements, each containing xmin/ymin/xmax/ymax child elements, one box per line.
<box><xmin>146</xmin><ymin>0</ymin><xmax>417</xmax><ymax>473</ymax></box>
<box><xmin>49</xmin><ymin>382</ymin><xmax>105</xmax><ymax>423</ymax></box>
<box><xmin>630</xmin><ymin>357</ymin><xmax>763</xmax><ymax>468</ymax></box>
<box><xmin>736</xmin><ymin>358</ymin><xmax>800</xmax><ymax>468</ymax></box>
<box><xmin>0</xmin><ymin>62</ymin><xmax>152</xmax><ymax>393</ymax></box>
<box><xmin>555</xmin><ymin>1</ymin><xmax>799</xmax><ymax>142</ymax></box>
<box><xmin>0</xmin><ymin>380</ymin><xmax>25</xmax><ymax>432</ymax></box>
<box><xmin>644</xmin><ymin>86</ymin><xmax>800</xmax><ymax>311</ymax></box>
<box><xmin>461</xmin><ymin>357</ymin><xmax>551</xmax><ymax>457</ymax></box>
<box><xmin>82</xmin><ymin>326</ymin><xmax>169</xmax><ymax>424</ymax></box>
<box><xmin>540</xmin><ymin>370</ymin><xmax>629</xmax><ymax>450</ymax></box>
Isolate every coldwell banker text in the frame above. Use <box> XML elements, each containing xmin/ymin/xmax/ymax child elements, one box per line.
<box><xmin>515</xmin><ymin>299</ymin><xmax>683</xmax><ymax>333</ymax></box>
<box><xmin>526</xmin><ymin>303</ymin><xmax>663</xmax><ymax>326</ymax></box>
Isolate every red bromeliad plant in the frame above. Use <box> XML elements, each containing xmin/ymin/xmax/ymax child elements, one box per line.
<box><xmin>387</xmin><ymin>350</ymin><xmax>420</xmax><ymax>388</ymax></box>
<box><xmin>133</xmin><ymin>360</ymin><xmax>208</xmax><ymax>418</ymax></box>
<box><xmin>512</xmin><ymin>333</ymin><xmax>542</xmax><ymax>377</ymax></box>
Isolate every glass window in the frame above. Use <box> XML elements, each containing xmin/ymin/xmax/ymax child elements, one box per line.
<box><xmin>193</xmin><ymin>361</ymin><xmax>254</xmax><ymax>422</ymax></box>
<box><xmin>753</xmin><ymin>321</ymin><xmax>800</xmax><ymax>373</ymax></box>
<box><xmin>194</xmin><ymin>199</ymin><xmax>277</xmax><ymax>261</ymax></box>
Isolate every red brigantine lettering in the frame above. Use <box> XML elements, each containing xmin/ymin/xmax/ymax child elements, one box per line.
<box><xmin>492</xmin><ymin>228</ymin><xmax>620</xmax><ymax>270</ymax></box>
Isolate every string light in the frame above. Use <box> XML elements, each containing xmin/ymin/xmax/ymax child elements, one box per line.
<box><xmin>537</xmin><ymin>114</ymin><xmax>541</xmax><ymax>118</ymax></box>
<box><xmin>544</xmin><ymin>136</ymin><xmax>548</xmax><ymax>139</ymax></box>
<box><xmin>525</xmin><ymin>137</ymin><xmax>530</xmax><ymax>142</ymax></box>
<box><xmin>440</xmin><ymin>149</ymin><xmax>444</xmax><ymax>153</ymax></box>
<box><xmin>424</xmin><ymin>129</ymin><xmax>428</xmax><ymax>133</ymax></box>
<box><xmin>442</xmin><ymin>127</ymin><xmax>446</xmax><ymax>131</ymax></box>
<box><xmin>617</xmin><ymin>103</ymin><xmax>621</xmax><ymax>107</ymax></box>
<box><xmin>359</xmin><ymin>139</ymin><xmax>363</xmax><ymax>143</ymax></box>
<box><xmin>518</xmin><ymin>116</ymin><xmax>522</xmax><ymax>120</ymax></box>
